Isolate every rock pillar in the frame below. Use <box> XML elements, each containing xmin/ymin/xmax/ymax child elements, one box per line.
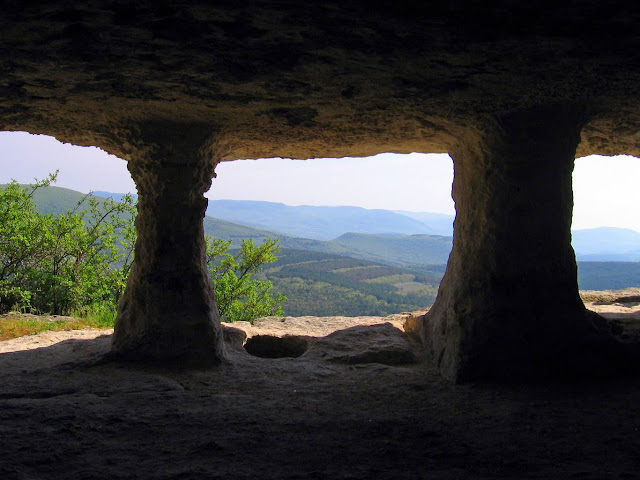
<box><xmin>418</xmin><ymin>107</ymin><xmax>623</xmax><ymax>382</ymax></box>
<box><xmin>110</xmin><ymin>125</ymin><xmax>225</xmax><ymax>365</ymax></box>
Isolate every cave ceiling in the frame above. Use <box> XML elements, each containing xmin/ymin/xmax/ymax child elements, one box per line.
<box><xmin>1</xmin><ymin>1</ymin><xmax>639</xmax><ymax>161</ymax></box>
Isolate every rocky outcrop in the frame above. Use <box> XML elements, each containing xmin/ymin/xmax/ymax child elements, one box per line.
<box><xmin>2</xmin><ymin>307</ymin><xmax>640</xmax><ymax>479</ymax></box>
<box><xmin>303</xmin><ymin>323</ymin><xmax>418</xmax><ymax>365</ymax></box>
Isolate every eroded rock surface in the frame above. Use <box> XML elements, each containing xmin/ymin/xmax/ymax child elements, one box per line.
<box><xmin>417</xmin><ymin>107</ymin><xmax>627</xmax><ymax>382</ymax></box>
<box><xmin>1</xmin><ymin>304</ymin><xmax>640</xmax><ymax>479</ymax></box>
<box><xmin>303</xmin><ymin>323</ymin><xmax>418</xmax><ymax>365</ymax></box>
<box><xmin>582</xmin><ymin>288</ymin><xmax>640</xmax><ymax>344</ymax></box>
<box><xmin>225</xmin><ymin>314</ymin><xmax>423</xmax><ymax>365</ymax></box>
<box><xmin>1</xmin><ymin>2</ymin><xmax>639</xmax><ymax>159</ymax></box>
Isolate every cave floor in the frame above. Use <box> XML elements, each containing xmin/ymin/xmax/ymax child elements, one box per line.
<box><xmin>1</xmin><ymin>306</ymin><xmax>640</xmax><ymax>480</ymax></box>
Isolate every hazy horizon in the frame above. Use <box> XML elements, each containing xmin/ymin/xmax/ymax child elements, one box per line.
<box><xmin>1</xmin><ymin>131</ymin><xmax>639</xmax><ymax>232</ymax></box>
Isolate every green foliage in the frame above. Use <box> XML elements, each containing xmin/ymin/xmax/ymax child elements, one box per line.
<box><xmin>1</xmin><ymin>175</ymin><xmax>288</xmax><ymax>327</ymax></box>
<box><xmin>1</xmin><ymin>175</ymin><xmax>286</xmax><ymax>325</ymax></box>
<box><xmin>0</xmin><ymin>175</ymin><xmax>54</xmax><ymax>312</ymax></box>
<box><xmin>260</xmin><ymin>249</ymin><xmax>439</xmax><ymax>316</ymax></box>
<box><xmin>0</xmin><ymin>312</ymin><xmax>116</xmax><ymax>341</ymax></box>
<box><xmin>206</xmin><ymin>237</ymin><xmax>285</xmax><ymax>322</ymax></box>
<box><xmin>0</xmin><ymin>175</ymin><xmax>136</xmax><ymax>316</ymax></box>
<box><xmin>71</xmin><ymin>302</ymin><xmax>118</xmax><ymax>328</ymax></box>
<box><xmin>2</xmin><ymin>179</ymin><xmax>444</xmax><ymax>326</ymax></box>
<box><xmin>577</xmin><ymin>262</ymin><xmax>640</xmax><ymax>290</ymax></box>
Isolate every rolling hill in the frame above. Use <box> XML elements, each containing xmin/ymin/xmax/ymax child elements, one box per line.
<box><xmin>0</xmin><ymin>184</ymin><xmax>95</xmax><ymax>214</ymax></box>
<box><xmin>93</xmin><ymin>191</ymin><xmax>457</xmax><ymax>262</ymax></box>
<box><xmin>206</xmin><ymin>200</ymin><xmax>445</xmax><ymax>240</ymax></box>
<box><xmin>93</xmin><ymin>194</ymin><xmax>640</xmax><ymax>264</ymax></box>
<box><xmin>392</xmin><ymin>210</ymin><xmax>455</xmax><ymax>236</ymax></box>
<box><xmin>573</xmin><ymin>227</ymin><xmax>640</xmax><ymax>261</ymax></box>
<box><xmin>261</xmin><ymin>248</ymin><xmax>440</xmax><ymax>316</ymax></box>
<box><xmin>330</xmin><ymin>232</ymin><xmax>453</xmax><ymax>266</ymax></box>
<box><xmin>14</xmin><ymin>185</ymin><xmax>640</xmax><ymax>294</ymax></box>
<box><xmin>27</xmin><ymin>187</ymin><xmax>432</xmax><ymax>264</ymax></box>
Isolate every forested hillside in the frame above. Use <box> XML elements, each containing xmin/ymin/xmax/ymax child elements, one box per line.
<box><xmin>330</xmin><ymin>232</ymin><xmax>452</xmax><ymax>265</ymax></box>
<box><xmin>21</xmin><ymin>186</ymin><xmax>640</xmax><ymax>315</ymax></box>
<box><xmin>577</xmin><ymin>262</ymin><xmax>640</xmax><ymax>290</ymax></box>
<box><xmin>260</xmin><ymin>249</ymin><xmax>440</xmax><ymax>316</ymax></box>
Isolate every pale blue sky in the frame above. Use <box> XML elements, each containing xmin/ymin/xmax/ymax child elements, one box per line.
<box><xmin>0</xmin><ymin>131</ymin><xmax>638</xmax><ymax>232</ymax></box>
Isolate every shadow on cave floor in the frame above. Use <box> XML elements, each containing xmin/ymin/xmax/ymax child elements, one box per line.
<box><xmin>1</xmin><ymin>324</ymin><xmax>640</xmax><ymax>479</ymax></box>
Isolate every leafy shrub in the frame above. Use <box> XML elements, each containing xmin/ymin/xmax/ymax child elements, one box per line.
<box><xmin>206</xmin><ymin>237</ymin><xmax>285</xmax><ymax>322</ymax></box>
<box><xmin>0</xmin><ymin>174</ymin><xmax>136</xmax><ymax>315</ymax></box>
<box><xmin>0</xmin><ymin>174</ymin><xmax>285</xmax><ymax>324</ymax></box>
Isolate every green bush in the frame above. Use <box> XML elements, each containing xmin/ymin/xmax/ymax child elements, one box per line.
<box><xmin>0</xmin><ymin>174</ymin><xmax>136</xmax><ymax>315</ymax></box>
<box><xmin>71</xmin><ymin>302</ymin><xmax>119</xmax><ymax>328</ymax></box>
<box><xmin>206</xmin><ymin>237</ymin><xmax>285</xmax><ymax>322</ymax></box>
<box><xmin>1</xmin><ymin>173</ymin><xmax>285</xmax><ymax>324</ymax></box>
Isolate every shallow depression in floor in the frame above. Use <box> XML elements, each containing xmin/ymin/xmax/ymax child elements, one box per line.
<box><xmin>243</xmin><ymin>335</ymin><xmax>310</xmax><ymax>358</ymax></box>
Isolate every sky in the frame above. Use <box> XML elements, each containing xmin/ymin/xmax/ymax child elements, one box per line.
<box><xmin>0</xmin><ymin>131</ymin><xmax>638</xmax><ymax>231</ymax></box>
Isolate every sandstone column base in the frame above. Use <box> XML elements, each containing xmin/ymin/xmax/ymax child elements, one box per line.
<box><xmin>110</xmin><ymin>124</ymin><xmax>225</xmax><ymax>365</ymax></box>
<box><xmin>417</xmin><ymin>107</ymin><xmax>627</xmax><ymax>382</ymax></box>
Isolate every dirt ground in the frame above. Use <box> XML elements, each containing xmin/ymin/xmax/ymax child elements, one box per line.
<box><xmin>1</xmin><ymin>293</ymin><xmax>640</xmax><ymax>480</ymax></box>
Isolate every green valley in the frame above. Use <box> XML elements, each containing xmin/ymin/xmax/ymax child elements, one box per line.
<box><xmin>577</xmin><ymin>262</ymin><xmax>640</xmax><ymax>290</ymax></box>
<box><xmin>16</xmin><ymin>185</ymin><xmax>640</xmax><ymax>317</ymax></box>
<box><xmin>260</xmin><ymin>249</ymin><xmax>440</xmax><ymax>316</ymax></box>
<box><xmin>331</xmin><ymin>232</ymin><xmax>452</xmax><ymax>266</ymax></box>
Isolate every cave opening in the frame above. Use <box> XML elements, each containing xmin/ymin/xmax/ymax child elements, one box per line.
<box><xmin>0</xmin><ymin>131</ymin><xmax>455</xmax><ymax>323</ymax></box>
<box><xmin>2</xmin><ymin>131</ymin><xmax>639</xmax><ymax>379</ymax></box>
<box><xmin>207</xmin><ymin>152</ymin><xmax>455</xmax><ymax>319</ymax></box>
<box><xmin>0</xmin><ymin>131</ymin><xmax>135</xmax><ymax>195</ymax></box>
<box><xmin>572</xmin><ymin>154</ymin><xmax>640</xmax><ymax>291</ymax></box>
<box><xmin>3</xmin><ymin>133</ymin><xmax>640</xmax><ymax>318</ymax></box>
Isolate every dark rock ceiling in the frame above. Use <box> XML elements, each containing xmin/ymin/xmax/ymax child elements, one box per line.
<box><xmin>1</xmin><ymin>1</ymin><xmax>639</xmax><ymax>161</ymax></box>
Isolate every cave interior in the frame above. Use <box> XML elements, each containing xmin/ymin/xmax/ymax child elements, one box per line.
<box><xmin>2</xmin><ymin>1</ymin><xmax>640</xmax><ymax>382</ymax></box>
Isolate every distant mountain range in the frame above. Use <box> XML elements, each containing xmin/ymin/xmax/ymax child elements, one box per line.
<box><xmin>572</xmin><ymin>227</ymin><xmax>640</xmax><ymax>262</ymax></box>
<box><xmin>95</xmin><ymin>192</ymin><xmax>456</xmax><ymax>239</ymax></box>
<box><xmin>21</xmin><ymin>187</ymin><xmax>640</xmax><ymax>268</ymax></box>
<box><xmin>1</xmin><ymin>182</ymin><xmax>638</xmax><ymax>317</ymax></box>
<box><xmin>205</xmin><ymin>199</ymin><xmax>455</xmax><ymax>240</ymax></box>
<box><xmin>392</xmin><ymin>210</ymin><xmax>456</xmax><ymax>237</ymax></box>
<box><xmin>5</xmin><ymin>185</ymin><xmax>637</xmax><ymax>294</ymax></box>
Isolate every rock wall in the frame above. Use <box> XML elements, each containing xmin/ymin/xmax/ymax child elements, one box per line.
<box><xmin>1</xmin><ymin>2</ymin><xmax>639</xmax><ymax>160</ymax></box>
